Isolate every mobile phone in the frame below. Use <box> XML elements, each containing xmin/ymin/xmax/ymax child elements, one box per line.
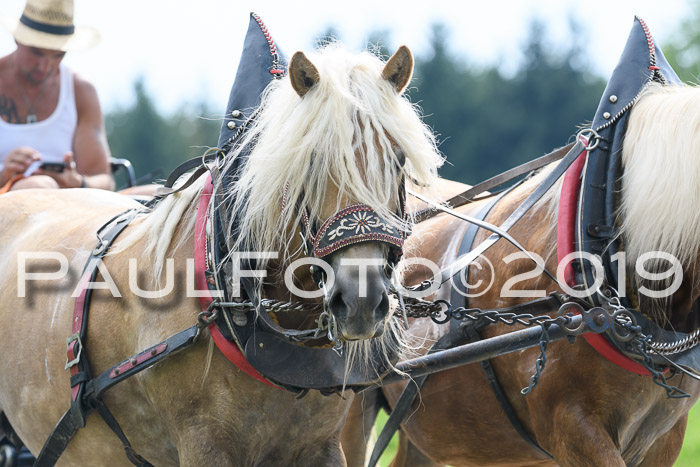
<box><xmin>39</xmin><ymin>162</ymin><xmax>66</xmax><ymax>173</ymax></box>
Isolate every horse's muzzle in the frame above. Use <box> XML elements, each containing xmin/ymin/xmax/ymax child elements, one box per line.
<box><xmin>329</xmin><ymin>287</ymin><xmax>390</xmax><ymax>341</ymax></box>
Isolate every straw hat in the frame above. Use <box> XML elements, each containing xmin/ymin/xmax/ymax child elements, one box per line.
<box><xmin>0</xmin><ymin>0</ymin><xmax>99</xmax><ymax>51</ymax></box>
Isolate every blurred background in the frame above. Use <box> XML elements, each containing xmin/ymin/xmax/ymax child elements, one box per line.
<box><xmin>2</xmin><ymin>0</ymin><xmax>699</xmax><ymax>185</ymax></box>
<box><xmin>1</xmin><ymin>1</ymin><xmax>699</xmax><ymax>463</ymax></box>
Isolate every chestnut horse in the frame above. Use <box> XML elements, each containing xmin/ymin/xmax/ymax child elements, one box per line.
<box><xmin>343</xmin><ymin>83</ymin><xmax>700</xmax><ymax>466</ymax></box>
<box><xmin>0</xmin><ymin>45</ymin><xmax>443</xmax><ymax>465</ymax></box>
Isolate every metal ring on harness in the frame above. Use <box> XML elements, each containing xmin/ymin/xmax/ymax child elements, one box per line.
<box><xmin>556</xmin><ymin>302</ymin><xmax>588</xmax><ymax>335</ymax></box>
<box><xmin>197</xmin><ymin>302</ymin><xmax>219</xmax><ymax>327</ymax></box>
<box><xmin>430</xmin><ymin>299</ymin><xmax>453</xmax><ymax>324</ymax></box>
<box><xmin>610</xmin><ymin>309</ymin><xmax>639</xmax><ymax>342</ymax></box>
<box><xmin>575</xmin><ymin>128</ymin><xmax>601</xmax><ymax>151</ymax></box>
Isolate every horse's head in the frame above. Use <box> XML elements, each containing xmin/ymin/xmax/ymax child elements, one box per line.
<box><xmin>227</xmin><ymin>44</ymin><xmax>442</xmax><ymax>344</ymax></box>
<box><xmin>286</xmin><ymin>47</ymin><xmax>414</xmax><ymax>340</ymax></box>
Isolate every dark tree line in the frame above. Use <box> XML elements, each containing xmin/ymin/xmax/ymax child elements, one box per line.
<box><xmin>408</xmin><ymin>20</ymin><xmax>605</xmax><ymax>182</ymax></box>
<box><xmin>106</xmin><ymin>79</ymin><xmax>221</xmax><ymax>186</ymax></box>
<box><xmin>106</xmin><ymin>15</ymin><xmax>696</xmax><ymax>186</ymax></box>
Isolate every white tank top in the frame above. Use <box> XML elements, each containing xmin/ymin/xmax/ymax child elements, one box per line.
<box><xmin>0</xmin><ymin>64</ymin><xmax>78</xmax><ymax>175</ymax></box>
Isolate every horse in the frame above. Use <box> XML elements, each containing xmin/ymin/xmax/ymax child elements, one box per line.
<box><xmin>0</xmin><ymin>44</ymin><xmax>444</xmax><ymax>466</ymax></box>
<box><xmin>341</xmin><ymin>79</ymin><xmax>700</xmax><ymax>466</ymax></box>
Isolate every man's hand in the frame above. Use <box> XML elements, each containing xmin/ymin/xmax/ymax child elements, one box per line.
<box><xmin>1</xmin><ymin>147</ymin><xmax>40</xmax><ymax>185</ymax></box>
<box><xmin>34</xmin><ymin>152</ymin><xmax>84</xmax><ymax>188</ymax></box>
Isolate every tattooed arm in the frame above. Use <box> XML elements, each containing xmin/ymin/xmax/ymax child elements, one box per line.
<box><xmin>0</xmin><ymin>95</ymin><xmax>36</xmax><ymax>186</ymax></box>
<box><xmin>0</xmin><ymin>95</ymin><xmax>20</xmax><ymax>124</ymax></box>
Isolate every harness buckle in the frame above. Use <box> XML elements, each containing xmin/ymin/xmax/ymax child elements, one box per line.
<box><xmin>65</xmin><ymin>333</ymin><xmax>83</xmax><ymax>370</ymax></box>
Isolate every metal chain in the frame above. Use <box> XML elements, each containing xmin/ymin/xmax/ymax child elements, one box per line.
<box><xmin>402</xmin><ymin>296</ymin><xmax>567</xmax><ymax>329</ymax></box>
<box><xmin>630</xmin><ymin>334</ymin><xmax>688</xmax><ymax>398</ymax></box>
<box><xmin>206</xmin><ymin>290</ymin><xmax>691</xmax><ymax>398</ymax></box>
<box><xmin>521</xmin><ymin>323</ymin><xmax>550</xmax><ymax>395</ymax></box>
<box><xmin>647</xmin><ymin>328</ymin><xmax>700</xmax><ymax>355</ymax></box>
<box><xmin>405</xmin><ymin>290</ymin><xmax>690</xmax><ymax>398</ymax></box>
<box><xmin>595</xmin><ymin>287</ymin><xmax>690</xmax><ymax>398</ymax></box>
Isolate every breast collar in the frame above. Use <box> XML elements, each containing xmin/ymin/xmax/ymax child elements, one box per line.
<box><xmin>569</xmin><ymin>16</ymin><xmax>700</xmax><ymax>376</ymax></box>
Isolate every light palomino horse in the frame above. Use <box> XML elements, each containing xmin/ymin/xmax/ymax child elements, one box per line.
<box><xmin>0</xmin><ymin>45</ymin><xmax>443</xmax><ymax>465</ymax></box>
<box><xmin>343</xmin><ymin>84</ymin><xmax>700</xmax><ymax>466</ymax></box>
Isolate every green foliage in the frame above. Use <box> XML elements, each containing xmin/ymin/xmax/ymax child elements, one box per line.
<box><xmin>105</xmin><ymin>77</ymin><xmax>220</xmax><ymax>184</ymax></box>
<box><xmin>409</xmin><ymin>20</ymin><xmax>605</xmax><ymax>183</ymax></box>
<box><xmin>663</xmin><ymin>2</ymin><xmax>700</xmax><ymax>84</ymax></box>
<box><xmin>375</xmin><ymin>410</ymin><xmax>398</xmax><ymax>467</ymax></box>
<box><xmin>677</xmin><ymin>405</ymin><xmax>700</xmax><ymax>466</ymax></box>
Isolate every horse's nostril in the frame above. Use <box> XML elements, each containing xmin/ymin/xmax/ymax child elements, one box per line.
<box><xmin>374</xmin><ymin>292</ymin><xmax>390</xmax><ymax>321</ymax></box>
<box><xmin>329</xmin><ymin>291</ymin><xmax>348</xmax><ymax>320</ymax></box>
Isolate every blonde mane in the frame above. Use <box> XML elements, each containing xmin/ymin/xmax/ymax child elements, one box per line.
<box><xmin>620</xmin><ymin>84</ymin><xmax>700</xmax><ymax>277</ymax></box>
<box><xmin>223</xmin><ymin>45</ymin><xmax>443</xmax><ymax>266</ymax></box>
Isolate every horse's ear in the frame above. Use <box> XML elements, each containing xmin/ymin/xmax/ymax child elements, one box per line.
<box><xmin>289</xmin><ymin>51</ymin><xmax>320</xmax><ymax>98</ymax></box>
<box><xmin>382</xmin><ymin>45</ymin><xmax>413</xmax><ymax>94</ymax></box>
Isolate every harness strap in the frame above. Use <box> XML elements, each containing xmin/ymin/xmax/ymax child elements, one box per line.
<box><xmin>461</xmin><ymin>324</ymin><xmax>553</xmax><ymax>459</ymax></box>
<box><xmin>369</xmin><ymin>192</ymin><xmax>506</xmax><ymax>466</ymax></box>
<box><xmin>152</xmin><ymin>152</ymin><xmax>220</xmax><ymax>199</ymax></box>
<box><xmin>373</xmin><ymin>178</ymin><xmax>563</xmax><ymax>463</ymax></box>
<box><xmin>91</xmin><ymin>400</ymin><xmax>153</xmax><ymax>467</ymax></box>
<box><xmin>415</xmin><ymin>143</ymin><xmax>574</xmax><ymax>222</ymax></box>
<box><xmin>35</xmin><ymin>327</ymin><xmax>201</xmax><ymax>467</ymax></box>
<box><xmin>453</xmin><ymin>195</ymin><xmax>553</xmax><ymax>460</ymax></box>
<box><xmin>431</xmin><ymin>140</ymin><xmax>586</xmax><ymax>288</ymax></box>
<box><xmin>34</xmin><ymin>210</ymin><xmax>147</xmax><ymax>467</ymax></box>
<box><xmin>33</xmin><ymin>408</ymin><xmax>84</xmax><ymax>467</ymax></box>
<box><xmin>448</xmin><ymin>154</ymin><xmax>561</xmax><ymax>460</ymax></box>
<box><xmin>368</xmin><ymin>330</ymin><xmax>464</xmax><ymax>467</ymax></box>
<box><xmin>87</xmin><ymin>326</ymin><xmax>200</xmax><ymax>400</ymax></box>
<box><xmin>444</xmin><ymin>155</ymin><xmax>565</xmax><ymax>459</ymax></box>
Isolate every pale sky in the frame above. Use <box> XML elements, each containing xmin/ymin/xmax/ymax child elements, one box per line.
<box><xmin>0</xmin><ymin>0</ymin><xmax>691</xmax><ymax>114</ymax></box>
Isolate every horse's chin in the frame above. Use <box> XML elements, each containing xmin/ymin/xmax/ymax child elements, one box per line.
<box><xmin>338</xmin><ymin>322</ymin><xmax>385</xmax><ymax>341</ymax></box>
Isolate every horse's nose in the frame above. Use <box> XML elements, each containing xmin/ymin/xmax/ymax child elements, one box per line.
<box><xmin>329</xmin><ymin>276</ymin><xmax>389</xmax><ymax>340</ymax></box>
<box><xmin>329</xmin><ymin>287</ymin><xmax>390</xmax><ymax>321</ymax></box>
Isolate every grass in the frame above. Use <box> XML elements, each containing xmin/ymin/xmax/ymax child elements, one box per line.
<box><xmin>676</xmin><ymin>403</ymin><xmax>700</xmax><ymax>466</ymax></box>
<box><xmin>373</xmin><ymin>403</ymin><xmax>700</xmax><ymax>466</ymax></box>
<box><xmin>375</xmin><ymin>410</ymin><xmax>399</xmax><ymax>467</ymax></box>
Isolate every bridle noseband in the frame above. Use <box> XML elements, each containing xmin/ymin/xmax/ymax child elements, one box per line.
<box><xmin>291</xmin><ymin>170</ymin><xmax>409</xmax><ymax>289</ymax></box>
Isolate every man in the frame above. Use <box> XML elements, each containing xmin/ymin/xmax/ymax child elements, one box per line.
<box><xmin>0</xmin><ymin>0</ymin><xmax>113</xmax><ymax>192</ymax></box>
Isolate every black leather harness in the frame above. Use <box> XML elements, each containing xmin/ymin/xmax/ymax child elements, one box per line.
<box><xmin>199</xmin><ymin>13</ymin><xmax>409</xmax><ymax>394</ymax></box>
<box><xmin>575</xmin><ymin>16</ymin><xmax>700</xmax><ymax>374</ymax></box>
<box><xmin>34</xmin><ymin>210</ymin><xmax>203</xmax><ymax>467</ymax></box>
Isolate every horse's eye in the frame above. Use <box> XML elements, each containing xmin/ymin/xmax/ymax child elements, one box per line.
<box><xmin>393</xmin><ymin>147</ymin><xmax>406</xmax><ymax>168</ymax></box>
